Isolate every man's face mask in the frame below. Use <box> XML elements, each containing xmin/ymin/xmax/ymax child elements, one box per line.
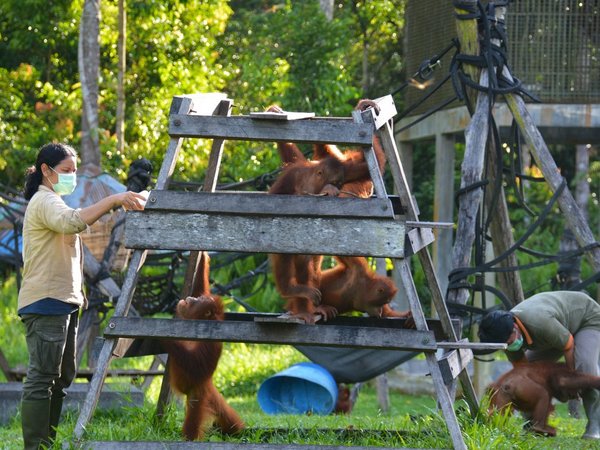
<box><xmin>50</xmin><ymin>167</ymin><xmax>77</xmax><ymax>196</ymax></box>
<box><xmin>506</xmin><ymin>335</ymin><xmax>524</xmax><ymax>352</ymax></box>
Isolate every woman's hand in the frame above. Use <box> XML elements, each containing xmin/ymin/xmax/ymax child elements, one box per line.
<box><xmin>119</xmin><ymin>190</ymin><xmax>149</xmax><ymax>211</ymax></box>
<box><xmin>79</xmin><ymin>190</ymin><xmax>149</xmax><ymax>225</ymax></box>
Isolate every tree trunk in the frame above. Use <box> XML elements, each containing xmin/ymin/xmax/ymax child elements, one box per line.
<box><xmin>116</xmin><ymin>0</ymin><xmax>126</xmax><ymax>154</ymax></box>
<box><xmin>319</xmin><ymin>0</ymin><xmax>334</xmax><ymax>21</ymax></box>
<box><xmin>78</xmin><ymin>0</ymin><xmax>101</xmax><ymax>168</ymax></box>
<box><xmin>447</xmin><ymin>0</ymin><xmax>486</xmax><ymax>308</ymax></box>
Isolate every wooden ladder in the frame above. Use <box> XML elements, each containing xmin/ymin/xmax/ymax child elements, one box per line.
<box><xmin>73</xmin><ymin>93</ymin><xmax>484</xmax><ymax>450</ymax></box>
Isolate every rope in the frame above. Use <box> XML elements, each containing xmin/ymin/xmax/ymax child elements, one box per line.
<box><xmin>450</xmin><ymin>0</ymin><xmax>539</xmax><ymax>105</ymax></box>
<box><xmin>448</xmin><ymin>179</ymin><xmax>568</xmax><ymax>288</ymax></box>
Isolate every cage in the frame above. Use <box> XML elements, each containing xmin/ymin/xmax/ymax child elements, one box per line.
<box><xmin>404</xmin><ymin>0</ymin><xmax>600</xmax><ymax>115</ymax></box>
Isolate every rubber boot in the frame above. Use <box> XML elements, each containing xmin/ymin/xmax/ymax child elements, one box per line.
<box><xmin>48</xmin><ymin>395</ymin><xmax>64</xmax><ymax>442</ymax></box>
<box><xmin>21</xmin><ymin>398</ymin><xmax>51</xmax><ymax>450</ymax></box>
<box><xmin>582</xmin><ymin>389</ymin><xmax>600</xmax><ymax>439</ymax></box>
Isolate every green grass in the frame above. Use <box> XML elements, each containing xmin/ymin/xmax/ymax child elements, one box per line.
<box><xmin>1</xmin><ymin>275</ymin><xmax>600</xmax><ymax>449</ymax></box>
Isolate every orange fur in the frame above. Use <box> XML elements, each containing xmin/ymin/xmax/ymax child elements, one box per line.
<box><xmin>164</xmin><ymin>253</ymin><xmax>244</xmax><ymax>440</ymax></box>
<box><xmin>487</xmin><ymin>361</ymin><xmax>600</xmax><ymax>436</ymax></box>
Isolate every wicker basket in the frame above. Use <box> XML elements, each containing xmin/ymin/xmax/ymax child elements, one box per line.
<box><xmin>80</xmin><ymin>211</ymin><xmax>129</xmax><ymax>272</ymax></box>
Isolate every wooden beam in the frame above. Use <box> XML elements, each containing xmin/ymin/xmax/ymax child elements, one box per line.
<box><xmin>145</xmin><ymin>190</ymin><xmax>396</xmax><ymax>219</ymax></box>
<box><xmin>124</xmin><ymin>211</ymin><xmax>406</xmax><ymax>258</ymax></box>
<box><xmin>169</xmin><ymin>93</ymin><xmax>229</xmax><ymax>116</ymax></box>
<box><xmin>404</xmin><ymin>227</ymin><xmax>435</xmax><ymax>257</ymax></box>
<box><xmin>453</xmin><ymin>0</ymin><xmax>480</xmax><ymax>110</ymax></box>
<box><xmin>438</xmin><ymin>348</ymin><xmax>474</xmax><ymax>385</ymax></box>
<box><xmin>168</xmin><ymin>115</ymin><xmax>374</xmax><ymax>146</ymax></box>
<box><xmin>446</xmin><ymin>70</ymin><xmax>490</xmax><ymax>308</ymax></box>
<box><xmin>103</xmin><ymin>317</ymin><xmax>438</xmax><ymax>352</ymax></box>
<box><xmin>436</xmin><ymin>341</ymin><xmax>506</xmax><ymax>350</ymax></box>
<box><xmin>504</xmin><ymin>93</ymin><xmax>600</xmax><ymax>273</ymax></box>
<box><xmin>81</xmin><ymin>442</ymin><xmax>409</xmax><ymax>450</ymax></box>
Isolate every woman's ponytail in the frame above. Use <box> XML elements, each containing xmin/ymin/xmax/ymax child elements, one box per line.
<box><xmin>23</xmin><ymin>166</ymin><xmax>43</xmax><ymax>200</ymax></box>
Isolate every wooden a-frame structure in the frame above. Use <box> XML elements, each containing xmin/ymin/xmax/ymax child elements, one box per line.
<box><xmin>70</xmin><ymin>92</ymin><xmax>505</xmax><ymax>450</ymax></box>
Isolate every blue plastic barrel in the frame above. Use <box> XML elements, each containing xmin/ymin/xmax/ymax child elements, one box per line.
<box><xmin>257</xmin><ymin>362</ymin><xmax>338</xmax><ymax>415</ymax></box>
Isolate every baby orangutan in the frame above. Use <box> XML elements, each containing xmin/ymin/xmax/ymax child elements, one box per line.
<box><xmin>164</xmin><ymin>252</ymin><xmax>244</xmax><ymax>440</ymax></box>
<box><xmin>487</xmin><ymin>361</ymin><xmax>600</xmax><ymax>436</ymax></box>
<box><xmin>316</xmin><ymin>256</ymin><xmax>411</xmax><ymax>321</ymax></box>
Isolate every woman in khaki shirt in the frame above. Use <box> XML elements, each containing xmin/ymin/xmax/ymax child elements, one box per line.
<box><xmin>18</xmin><ymin>143</ymin><xmax>148</xmax><ymax>449</ymax></box>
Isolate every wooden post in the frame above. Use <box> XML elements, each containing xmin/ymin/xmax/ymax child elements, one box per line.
<box><xmin>503</xmin><ymin>94</ymin><xmax>600</xmax><ymax>272</ymax></box>
<box><xmin>446</xmin><ymin>0</ymin><xmax>488</xmax><ymax>308</ymax></box>
<box><xmin>433</xmin><ymin>133</ymin><xmax>456</xmax><ymax>297</ymax></box>
<box><xmin>453</xmin><ymin>0</ymin><xmax>480</xmax><ymax>105</ymax></box>
<box><xmin>484</xmin><ymin>136</ymin><xmax>524</xmax><ymax>305</ymax></box>
<box><xmin>448</xmin><ymin>1</ymin><xmax>524</xmax><ymax>308</ymax></box>
<box><xmin>378</xmin><ymin>120</ymin><xmax>479</xmax><ymax>424</ymax></box>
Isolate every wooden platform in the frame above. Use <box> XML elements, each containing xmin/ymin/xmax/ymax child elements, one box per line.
<box><xmin>72</xmin><ymin>93</ymin><xmax>478</xmax><ymax>450</ymax></box>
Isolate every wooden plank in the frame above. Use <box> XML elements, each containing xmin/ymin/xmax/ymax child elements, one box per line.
<box><xmin>249</xmin><ymin>111</ymin><xmax>315</xmax><ymax>120</ymax></box>
<box><xmin>438</xmin><ymin>348</ymin><xmax>474</xmax><ymax>385</ymax></box>
<box><xmin>124</xmin><ymin>211</ymin><xmax>406</xmax><ymax>257</ymax></box>
<box><xmin>406</xmin><ymin>221</ymin><xmax>453</xmax><ymax>229</ymax></box>
<box><xmin>169</xmin><ymin>93</ymin><xmax>229</xmax><ymax>116</ymax></box>
<box><xmin>145</xmin><ymin>190</ymin><xmax>396</xmax><ymax>219</ymax></box>
<box><xmin>118</xmin><ymin>315</ymin><xmax>462</xmax><ymax>358</ymax></box>
<box><xmin>103</xmin><ymin>317</ymin><xmax>438</xmax><ymax>352</ymax></box>
<box><xmin>446</xmin><ymin>70</ymin><xmax>490</xmax><ymax>308</ymax></box>
<box><xmin>437</xmin><ymin>341</ymin><xmax>506</xmax><ymax>351</ymax></box>
<box><xmin>356</xmin><ymin>94</ymin><xmax>398</xmax><ymax>130</ymax></box>
<box><xmin>157</xmin><ymin>97</ymin><xmax>194</xmax><ymax>188</ymax></box>
<box><xmin>168</xmin><ymin>115</ymin><xmax>374</xmax><ymax>146</ymax></box>
<box><xmin>404</xmin><ymin>227</ymin><xmax>435</xmax><ymax>256</ymax></box>
<box><xmin>352</xmin><ymin>107</ymin><xmax>388</xmax><ymax>199</ymax></box>
<box><xmin>203</xmin><ymin>99</ymin><xmax>232</xmax><ymax>192</ymax></box>
<box><xmin>82</xmin><ymin>442</ymin><xmax>411</xmax><ymax>450</ymax></box>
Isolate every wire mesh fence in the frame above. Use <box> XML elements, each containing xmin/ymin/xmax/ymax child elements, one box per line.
<box><xmin>404</xmin><ymin>0</ymin><xmax>600</xmax><ymax>114</ymax></box>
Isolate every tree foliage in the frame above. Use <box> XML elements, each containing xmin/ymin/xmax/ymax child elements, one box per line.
<box><xmin>0</xmin><ymin>0</ymin><xmax>406</xmax><ymax>190</ymax></box>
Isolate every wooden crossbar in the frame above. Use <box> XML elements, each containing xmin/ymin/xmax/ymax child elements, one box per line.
<box><xmin>104</xmin><ymin>317</ymin><xmax>438</xmax><ymax>352</ymax></box>
<box><xmin>124</xmin><ymin>210</ymin><xmax>407</xmax><ymax>257</ymax></box>
<box><xmin>144</xmin><ymin>190</ymin><xmax>398</xmax><ymax>218</ymax></box>
<box><xmin>169</xmin><ymin>114</ymin><xmax>374</xmax><ymax>145</ymax></box>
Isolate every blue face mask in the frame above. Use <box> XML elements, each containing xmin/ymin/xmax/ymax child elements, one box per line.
<box><xmin>506</xmin><ymin>335</ymin><xmax>524</xmax><ymax>352</ymax></box>
<box><xmin>50</xmin><ymin>167</ymin><xmax>77</xmax><ymax>196</ymax></box>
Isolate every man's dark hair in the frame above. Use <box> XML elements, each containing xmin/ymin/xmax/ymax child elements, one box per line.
<box><xmin>478</xmin><ymin>310</ymin><xmax>515</xmax><ymax>343</ymax></box>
